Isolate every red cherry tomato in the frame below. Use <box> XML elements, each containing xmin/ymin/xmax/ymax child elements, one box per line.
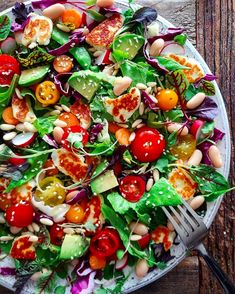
<box><xmin>130</xmin><ymin>127</ymin><xmax>166</xmax><ymax>162</ymax></box>
<box><xmin>0</xmin><ymin>54</ymin><xmax>20</xmax><ymax>86</ymax></box>
<box><xmin>137</xmin><ymin>233</ymin><xmax>151</xmax><ymax>249</ymax></box>
<box><xmin>50</xmin><ymin>224</ymin><xmax>65</xmax><ymax>246</ymax></box>
<box><xmin>61</xmin><ymin>125</ymin><xmax>89</xmax><ymax>150</ymax></box>
<box><xmin>8</xmin><ymin>155</ymin><xmax>26</xmax><ymax>166</ymax></box>
<box><xmin>119</xmin><ymin>175</ymin><xmax>146</xmax><ymax>203</ymax></box>
<box><xmin>5</xmin><ymin>203</ymin><xmax>34</xmax><ymax>227</ymax></box>
<box><xmin>90</xmin><ymin>228</ymin><xmax>121</xmax><ymax>258</ymax></box>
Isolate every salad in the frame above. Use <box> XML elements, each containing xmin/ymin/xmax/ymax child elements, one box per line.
<box><xmin>0</xmin><ymin>0</ymin><xmax>233</xmax><ymax>293</ymax></box>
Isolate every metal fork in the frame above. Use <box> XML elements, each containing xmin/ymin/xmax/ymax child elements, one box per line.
<box><xmin>162</xmin><ymin>198</ymin><xmax>235</xmax><ymax>294</ymax></box>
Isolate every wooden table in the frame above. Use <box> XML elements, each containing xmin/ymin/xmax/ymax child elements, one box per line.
<box><xmin>0</xmin><ymin>0</ymin><xmax>234</xmax><ymax>293</ymax></box>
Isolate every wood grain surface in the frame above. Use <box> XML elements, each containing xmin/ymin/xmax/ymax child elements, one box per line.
<box><xmin>0</xmin><ymin>0</ymin><xmax>234</xmax><ymax>294</ymax></box>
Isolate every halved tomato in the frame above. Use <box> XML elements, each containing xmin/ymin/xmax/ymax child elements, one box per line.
<box><xmin>61</xmin><ymin>125</ymin><xmax>89</xmax><ymax>150</ymax></box>
<box><xmin>10</xmin><ymin>236</ymin><xmax>36</xmax><ymax>260</ymax></box>
<box><xmin>70</xmin><ymin>100</ymin><xmax>91</xmax><ymax>129</ymax></box>
<box><xmin>119</xmin><ymin>175</ymin><xmax>146</xmax><ymax>203</ymax></box>
<box><xmin>0</xmin><ymin>55</ymin><xmax>20</xmax><ymax>86</ymax></box>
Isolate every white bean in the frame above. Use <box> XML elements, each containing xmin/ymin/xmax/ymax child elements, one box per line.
<box><xmin>0</xmin><ymin>236</ymin><xmax>14</xmax><ymax>241</ymax></box>
<box><xmin>153</xmin><ymin>169</ymin><xmax>160</xmax><ymax>182</ymax></box>
<box><xmin>147</xmin><ymin>82</ymin><xmax>157</xmax><ymax>87</ymax></box>
<box><xmin>113</xmin><ymin>76</ymin><xmax>132</xmax><ymax>96</ymax></box>
<box><xmin>146</xmin><ymin>87</ymin><xmax>152</xmax><ymax>94</ymax></box>
<box><xmin>187</xmin><ymin>149</ymin><xmax>203</xmax><ymax>166</ymax></box>
<box><xmin>136</xmin><ymin>83</ymin><xmax>147</xmax><ymax>90</ymax></box>
<box><xmin>96</xmin><ymin>0</ymin><xmax>114</xmax><ymax>8</ymax></box>
<box><xmin>135</xmin><ymin>259</ymin><xmax>149</xmax><ymax>278</ymax></box>
<box><xmin>53</xmin><ymin>119</ymin><xmax>67</xmax><ymax>128</ymax></box>
<box><xmin>32</xmin><ymin>222</ymin><xmax>40</xmax><ymax>233</ymax></box>
<box><xmin>10</xmin><ymin>226</ymin><xmax>22</xmax><ymax>235</ymax></box>
<box><xmin>167</xmin><ymin>123</ymin><xmax>189</xmax><ymax>136</ymax></box>
<box><xmin>129</xmin><ymin>222</ymin><xmax>149</xmax><ymax>236</ymax></box>
<box><xmin>149</xmin><ymin>38</ymin><xmax>165</xmax><ymax>57</ymax></box>
<box><xmin>186</xmin><ymin>93</ymin><xmax>206</xmax><ymax>109</ymax></box>
<box><xmin>0</xmin><ymin>124</ymin><xmax>15</xmax><ymax>131</ymax></box>
<box><xmin>3</xmin><ymin>132</ymin><xmax>17</xmax><ymax>141</ymax></box>
<box><xmin>208</xmin><ymin>145</ymin><xmax>223</xmax><ymax>168</ymax></box>
<box><xmin>23</xmin><ymin>122</ymin><xmax>37</xmax><ymax>133</ymax></box>
<box><xmin>53</xmin><ymin>126</ymin><xmax>64</xmax><ymax>144</ymax></box>
<box><xmin>43</xmin><ymin>4</ymin><xmax>65</xmax><ymax>20</ymax></box>
<box><xmin>190</xmin><ymin>196</ymin><xmax>205</xmax><ymax>210</ymax></box>
<box><xmin>146</xmin><ymin>178</ymin><xmax>154</xmax><ymax>191</ymax></box>
<box><xmin>40</xmin><ymin>218</ymin><xmax>53</xmax><ymax>226</ymax></box>
<box><xmin>27</xmin><ymin>224</ymin><xmax>34</xmax><ymax>233</ymax></box>
<box><xmin>28</xmin><ymin>235</ymin><xmax>39</xmax><ymax>243</ymax></box>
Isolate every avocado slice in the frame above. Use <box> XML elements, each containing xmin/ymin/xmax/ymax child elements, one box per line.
<box><xmin>19</xmin><ymin>65</ymin><xmax>50</xmax><ymax>87</ymax></box>
<box><xmin>91</xmin><ymin>160</ymin><xmax>109</xmax><ymax>179</ymax></box>
<box><xmin>91</xmin><ymin>170</ymin><xmax>119</xmax><ymax>194</ymax></box>
<box><xmin>60</xmin><ymin>234</ymin><xmax>90</xmax><ymax>260</ymax></box>
<box><xmin>112</xmin><ymin>34</ymin><xmax>145</xmax><ymax>62</ymax></box>
<box><xmin>68</xmin><ymin>70</ymin><xmax>100</xmax><ymax>101</ymax></box>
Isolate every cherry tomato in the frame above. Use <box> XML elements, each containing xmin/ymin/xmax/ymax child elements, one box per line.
<box><xmin>66</xmin><ymin>204</ymin><xmax>85</xmax><ymax>224</ymax></box>
<box><xmin>0</xmin><ymin>55</ymin><xmax>20</xmax><ymax>86</ymax></box>
<box><xmin>35</xmin><ymin>177</ymin><xmax>66</xmax><ymax>206</ymax></box>
<box><xmin>89</xmin><ymin>254</ymin><xmax>106</xmax><ymax>270</ymax></box>
<box><xmin>58</xmin><ymin>112</ymin><xmax>80</xmax><ymax>127</ymax></box>
<box><xmin>53</xmin><ymin>55</ymin><xmax>74</xmax><ymax>73</ymax></box>
<box><xmin>61</xmin><ymin>125</ymin><xmax>89</xmax><ymax>150</ymax></box>
<box><xmin>130</xmin><ymin>127</ymin><xmax>166</xmax><ymax>162</ymax></box>
<box><xmin>35</xmin><ymin>81</ymin><xmax>60</xmax><ymax>105</ymax></box>
<box><xmin>170</xmin><ymin>134</ymin><xmax>196</xmax><ymax>160</ymax></box>
<box><xmin>50</xmin><ymin>224</ymin><xmax>64</xmax><ymax>246</ymax></box>
<box><xmin>5</xmin><ymin>203</ymin><xmax>34</xmax><ymax>227</ymax></box>
<box><xmin>137</xmin><ymin>233</ymin><xmax>151</xmax><ymax>249</ymax></box>
<box><xmin>156</xmin><ymin>89</ymin><xmax>179</xmax><ymax>111</ymax></box>
<box><xmin>8</xmin><ymin>156</ymin><xmax>26</xmax><ymax>166</ymax></box>
<box><xmin>70</xmin><ymin>100</ymin><xmax>91</xmax><ymax>129</ymax></box>
<box><xmin>119</xmin><ymin>175</ymin><xmax>146</xmax><ymax>203</ymax></box>
<box><xmin>90</xmin><ymin>228</ymin><xmax>121</xmax><ymax>258</ymax></box>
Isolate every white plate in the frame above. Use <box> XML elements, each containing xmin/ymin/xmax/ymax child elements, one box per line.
<box><xmin>0</xmin><ymin>1</ymin><xmax>231</xmax><ymax>293</ymax></box>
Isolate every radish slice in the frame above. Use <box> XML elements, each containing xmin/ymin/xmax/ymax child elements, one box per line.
<box><xmin>160</xmin><ymin>42</ymin><xmax>185</xmax><ymax>55</ymax></box>
<box><xmin>82</xmin><ymin>12</ymin><xmax>95</xmax><ymax>27</ymax></box>
<box><xmin>190</xmin><ymin>119</ymin><xmax>205</xmax><ymax>140</ymax></box>
<box><xmin>95</xmin><ymin>50</ymin><xmax>112</xmax><ymax>65</ymax></box>
<box><xmin>115</xmin><ymin>253</ymin><xmax>128</xmax><ymax>270</ymax></box>
<box><xmin>1</xmin><ymin>37</ymin><xmax>17</xmax><ymax>54</ymax></box>
<box><xmin>12</xmin><ymin>132</ymin><xmax>36</xmax><ymax>148</ymax></box>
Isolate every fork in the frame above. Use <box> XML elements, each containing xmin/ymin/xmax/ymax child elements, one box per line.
<box><xmin>162</xmin><ymin>198</ymin><xmax>235</xmax><ymax>294</ymax></box>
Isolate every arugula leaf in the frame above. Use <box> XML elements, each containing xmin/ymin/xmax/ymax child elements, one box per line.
<box><xmin>166</xmin><ymin>131</ymin><xmax>178</xmax><ymax>148</ymax></box>
<box><xmin>174</xmin><ymin>34</ymin><xmax>187</xmax><ymax>45</ymax></box>
<box><xmin>86</xmin><ymin>140</ymin><xmax>115</xmax><ymax>155</ymax></box>
<box><xmin>165</xmin><ymin>70</ymin><xmax>189</xmax><ymax>98</ymax></box>
<box><xmin>33</xmin><ymin>116</ymin><xmax>57</xmax><ymax>137</ymax></box>
<box><xmin>0</xmin><ymin>15</ymin><xmax>11</xmax><ymax>41</ymax></box>
<box><xmin>156</xmin><ymin>57</ymin><xmax>190</xmax><ymax>71</ymax></box>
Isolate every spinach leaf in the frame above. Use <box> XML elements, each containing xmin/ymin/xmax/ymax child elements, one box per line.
<box><xmin>156</xmin><ymin>57</ymin><xmax>190</xmax><ymax>71</ymax></box>
<box><xmin>184</xmin><ymin>84</ymin><xmax>201</xmax><ymax>101</ymax></box>
<box><xmin>33</xmin><ymin>116</ymin><xmax>57</xmax><ymax>137</ymax></box>
<box><xmin>0</xmin><ymin>15</ymin><xmax>11</xmax><ymax>41</ymax></box>
<box><xmin>174</xmin><ymin>34</ymin><xmax>187</xmax><ymax>45</ymax></box>
<box><xmin>186</xmin><ymin>97</ymin><xmax>218</xmax><ymax>121</ymax></box>
<box><xmin>163</xmin><ymin>109</ymin><xmax>184</xmax><ymax>122</ymax></box>
<box><xmin>165</xmin><ymin>70</ymin><xmax>189</xmax><ymax>98</ymax></box>
<box><xmin>153</xmin><ymin>158</ymin><xmax>168</xmax><ymax>173</ymax></box>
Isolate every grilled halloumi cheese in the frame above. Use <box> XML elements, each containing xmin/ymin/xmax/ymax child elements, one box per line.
<box><xmin>12</xmin><ymin>95</ymin><xmax>36</xmax><ymax>123</ymax></box>
<box><xmin>86</xmin><ymin>13</ymin><xmax>123</xmax><ymax>49</ymax></box>
<box><xmin>22</xmin><ymin>13</ymin><xmax>53</xmax><ymax>48</ymax></box>
<box><xmin>167</xmin><ymin>54</ymin><xmax>204</xmax><ymax>83</ymax></box>
<box><xmin>104</xmin><ymin>87</ymin><xmax>141</xmax><ymax>123</ymax></box>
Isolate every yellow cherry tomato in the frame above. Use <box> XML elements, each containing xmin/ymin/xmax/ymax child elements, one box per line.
<box><xmin>35</xmin><ymin>81</ymin><xmax>60</xmax><ymax>105</ymax></box>
<box><xmin>66</xmin><ymin>204</ymin><xmax>85</xmax><ymax>224</ymax></box>
<box><xmin>156</xmin><ymin>89</ymin><xmax>179</xmax><ymax>111</ymax></box>
<box><xmin>170</xmin><ymin>134</ymin><xmax>196</xmax><ymax>160</ymax></box>
<box><xmin>35</xmin><ymin>177</ymin><xmax>66</xmax><ymax>206</ymax></box>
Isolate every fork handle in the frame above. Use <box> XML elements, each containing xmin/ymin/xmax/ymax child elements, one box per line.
<box><xmin>196</xmin><ymin>243</ymin><xmax>235</xmax><ymax>294</ymax></box>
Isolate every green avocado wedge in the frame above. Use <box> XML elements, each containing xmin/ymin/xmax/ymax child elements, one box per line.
<box><xmin>19</xmin><ymin>65</ymin><xmax>50</xmax><ymax>87</ymax></box>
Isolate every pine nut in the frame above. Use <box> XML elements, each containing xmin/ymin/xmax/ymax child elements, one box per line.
<box><xmin>136</xmin><ymin>123</ymin><xmax>145</xmax><ymax>129</ymax></box>
<box><xmin>3</xmin><ymin>132</ymin><xmax>17</xmax><ymax>141</ymax></box>
<box><xmin>167</xmin><ymin>123</ymin><xmax>189</xmax><ymax>136</ymax></box>
<box><xmin>129</xmin><ymin>132</ymin><xmax>136</xmax><ymax>143</ymax></box>
<box><xmin>147</xmin><ymin>82</ymin><xmax>157</xmax><ymax>87</ymax></box>
<box><xmin>146</xmin><ymin>178</ymin><xmax>154</xmax><ymax>191</ymax></box>
<box><xmin>130</xmin><ymin>234</ymin><xmax>142</xmax><ymax>241</ymax></box>
<box><xmin>129</xmin><ymin>222</ymin><xmax>149</xmax><ymax>236</ymax></box>
<box><xmin>132</xmin><ymin>119</ymin><xmax>143</xmax><ymax>128</ymax></box>
<box><xmin>146</xmin><ymin>86</ymin><xmax>152</xmax><ymax>94</ymax></box>
<box><xmin>124</xmin><ymin>157</ymin><xmax>131</xmax><ymax>164</ymax></box>
<box><xmin>53</xmin><ymin>119</ymin><xmax>67</xmax><ymax>128</ymax></box>
<box><xmin>187</xmin><ymin>149</ymin><xmax>203</xmax><ymax>166</ymax></box>
<box><xmin>117</xmin><ymin>123</ymin><xmax>128</xmax><ymax>128</ymax></box>
<box><xmin>149</xmin><ymin>38</ymin><xmax>165</xmax><ymax>57</ymax></box>
<box><xmin>15</xmin><ymin>88</ymin><xmax>23</xmax><ymax>99</ymax></box>
<box><xmin>136</xmin><ymin>83</ymin><xmax>147</xmax><ymax>90</ymax></box>
<box><xmin>28</xmin><ymin>235</ymin><xmax>39</xmax><ymax>242</ymax></box>
<box><xmin>53</xmin><ymin>126</ymin><xmax>64</xmax><ymax>144</ymax></box>
<box><xmin>27</xmin><ymin>224</ymin><xmax>34</xmax><ymax>233</ymax></box>
<box><xmin>0</xmin><ymin>236</ymin><xmax>14</xmax><ymax>241</ymax></box>
<box><xmin>113</xmin><ymin>76</ymin><xmax>132</xmax><ymax>96</ymax></box>
<box><xmin>16</xmin><ymin>123</ymin><xmax>26</xmax><ymax>132</ymax></box>
<box><xmin>32</xmin><ymin>222</ymin><xmax>40</xmax><ymax>233</ymax></box>
<box><xmin>24</xmin><ymin>122</ymin><xmax>37</xmax><ymax>133</ymax></box>
<box><xmin>54</xmin><ymin>105</ymin><xmax>63</xmax><ymax>111</ymax></box>
<box><xmin>40</xmin><ymin>218</ymin><xmax>53</xmax><ymax>226</ymax></box>
<box><xmin>0</xmin><ymin>124</ymin><xmax>15</xmax><ymax>131</ymax></box>
<box><xmin>56</xmin><ymin>23</ymin><xmax>70</xmax><ymax>32</ymax></box>
<box><xmin>208</xmin><ymin>145</ymin><xmax>223</xmax><ymax>168</ymax></box>
<box><xmin>190</xmin><ymin>196</ymin><xmax>205</xmax><ymax>210</ymax></box>
<box><xmin>93</xmin><ymin>50</ymin><xmax>103</xmax><ymax>57</ymax></box>
<box><xmin>135</xmin><ymin>259</ymin><xmax>149</xmax><ymax>278</ymax></box>
<box><xmin>112</xmin><ymin>69</ymin><xmax>119</xmax><ymax>76</ymax></box>
<box><xmin>63</xmin><ymin>228</ymin><xmax>75</xmax><ymax>234</ymax></box>
<box><xmin>139</xmin><ymin>102</ymin><xmax>145</xmax><ymax>116</ymax></box>
<box><xmin>10</xmin><ymin>226</ymin><xmax>22</xmax><ymax>234</ymax></box>
<box><xmin>186</xmin><ymin>93</ymin><xmax>206</xmax><ymax>109</ymax></box>
<box><xmin>153</xmin><ymin>169</ymin><xmax>160</xmax><ymax>182</ymax></box>
<box><xmin>61</xmin><ymin>104</ymin><xmax>70</xmax><ymax>112</ymax></box>
<box><xmin>114</xmin><ymin>63</ymin><xmax>120</xmax><ymax>70</ymax></box>
<box><xmin>50</xmin><ymin>110</ymin><xmax>61</xmax><ymax>116</ymax></box>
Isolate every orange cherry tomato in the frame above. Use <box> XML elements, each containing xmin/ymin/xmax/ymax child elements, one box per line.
<box><xmin>89</xmin><ymin>254</ymin><xmax>106</xmax><ymax>270</ymax></box>
<box><xmin>156</xmin><ymin>89</ymin><xmax>179</xmax><ymax>111</ymax></box>
<box><xmin>35</xmin><ymin>81</ymin><xmax>60</xmax><ymax>105</ymax></box>
<box><xmin>53</xmin><ymin>55</ymin><xmax>74</xmax><ymax>73</ymax></box>
<box><xmin>58</xmin><ymin>112</ymin><xmax>80</xmax><ymax>127</ymax></box>
<box><xmin>62</xmin><ymin>9</ymin><xmax>82</xmax><ymax>29</ymax></box>
<box><xmin>170</xmin><ymin>134</ymin><xmax>196</xmax><ymax>160</ymax></box>
<box><xmin>2</xmin><ymin>106</ymin><xmax>20</xmax><ymax>125</ymax></box>
<box><xmin>66</xmin><ymin>204</ymin><xmax>85</xmax><ymax>224</ymax></box>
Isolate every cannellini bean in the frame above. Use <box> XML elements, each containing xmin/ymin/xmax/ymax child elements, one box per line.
<box><xmin>208</xmin><ymin>145</ymin><xmax>223</xmax><ymax>168</ymax></box>
<box><xmin>28</xmin><ymin>235</ymin><xmax>39</xmax><ymax>243</ymax></box>
<box><xmin>167</xmin><ymin>123</ymin><xmax>189</xmax><ymax>136</ymax></box>
<box><xmin>53</xmin><ymin>119</ymin><xmax>67</xmax><ymax>128</ymax></box>
<box><xmin>187</xmin><ymin>149</ymin><xmax>203</xmax><ymax>166</ymax></box>
<box><xmin>53</xmin><ymin>126</ymin><xmax>64</xmax><ymax>144</ymax></box>
<box><xmin>130</xmin><ymin>234</ymin><xmax>142</xmax><ymax>241</ymax></box>
<box><xmin>40</xmin><ymin>218</ymin><xmax>53</xmax><ymax>226</ymax></box>
<box><xmin>43</xmin><ymin>4</ymin><xmax>65</xmax><ymax>20</ymax></box>
<box><xmin>27</xmin><ymin>224</ymin><xmax>34</xmax><ymax>233</ymax></box>
<box><xmin>0</xmin><ymin>124</ymin><xmax>15</xmax><ymax>131</ymax></box>
<box><xmin>186</xmin><ymin>93</ymin><xmax>206</xmax><ymax>109</ymax></box>
<box><xmin>10</xmin><ymin>226</ymin><xmax>22</xmax><ymax>235</ymax></box>
<box><xmin>146</xmin><ymin>178</ymin><xmax>154</xmax><ymax>191</ymax></box>
<box><xmin>3</xmin><ymin>132</ymin><xmax>17</xmax><ymax>141</ymax></box>
<box><xmin>96</xmin><ymin>0</ymin><xmax>115</xmax><ymax>8</ymax></box>
<box><xmin>136</xmin><ymin>83</ymin><xmax>147</xmax><ymax>90</ymax></box>
<box><xmin>32</xmin><ymin>222</ymin><xmax>40</xmax><ymax>233</ymax></box>
<box><xmin>129</xmin><ymin>222</ymin><xmax>149</xmax><ymax>236</ymax></box>
<box><xmin>149</xmin><ymin>38</ymin><xmax>165</xmax><ymax>57</ymax></box>
<box><xmin>135</xmin><ymin>259</ymin><xmax>149</xmax><ymax>278</ymax></box>
<box><xmin>113</xmin><ymin>76</ymin><xmax>132</xmax><ymax>96</ymax></box>
<box><xmin>24</xmin><ymin>122</ymin><xmax>37</xmax><ymax>133</ymax></box>
<box><xmin>147</xmin><ymin>82</ymin><xmax>157</xmax><ymax>87</ymax></box>
<box><xmin>190</xmin><ymin>196</ymin><xmax>205</xmax><ymax>210</ymax></box>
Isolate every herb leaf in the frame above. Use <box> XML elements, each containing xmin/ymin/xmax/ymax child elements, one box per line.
<box><xmin>0</xmin><ymin>15</ymin><xmax>11</xmax><ymax>41</ymax></box>
<box><xmin>35</xmin><ymin>270</ymin><xmax>58</xmax><ymax>294</ymax></box>
<box><xmin>165</xmin><ymin>70</ymin><xmax>189</xmax><ymax>98</ymax></box>
<box><xmin>197</xmin><ymin>79</ymin><xmax>216</xmax><ymax>96</ymax></box>
<box><xmin>33</xmin><ymin>116</ymin><xmax>57</xmax><ymax>137</ymax></box>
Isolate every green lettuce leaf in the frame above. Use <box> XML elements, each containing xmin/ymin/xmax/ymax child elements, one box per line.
<box><xmin>0</xmin><ymin>15</ymin><xmax>11</xmax><ymax>41</ymax></box>
<box><xmin>33</xmin><ymin>116</ymin><xmax>57</xmax><ymax>137</ymax></box>
<box><xmin>156</xmin><ymin>57</ymin><xmax>190</xmax><ymax>71</ymax></box>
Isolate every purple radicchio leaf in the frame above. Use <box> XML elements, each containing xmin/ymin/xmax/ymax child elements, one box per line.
<box><xmin>185</xmin><ymin>97</ymin><xmax>218</xmax><ymax>121</ymax></box>
<box><xmin>54</xmin><ymin>72</ymin><xmax>73</xmax><ymax>96</ymax></box>
<box><xmin>12</xmin><ymin>2</ymin><xmax>33</xmax><ymax>25</ymax></box>
<box><xmin>198</xmin><ymin>128</ymin><xmax>225</xmax><ymax>165</ymax></box>
<box><xmin>11</xmin><ymin>17</ymin><xmax>30</xmax><ymax>32</ymax></box>
<box><xmin>100</xmin><ymin>6</ymin><xmax>122</xmax><ymax>14</ymax></box>
<box><xmin>142</xmin><ymin>91</ymin><xmax>159</xmax><ymax>111</ymax></box>
<box><xmin>42</xmin><ymin>135</ymin><xmax>58</xmax><ymax>148</ymax></box>
<box><xmin>148</xmin><ymin>27</ymin><xmax>185</xmax><ymax>44</ymax></box>
<box><xmin>0</xmin><ymin>267</ymin><xmax>16</xmax><ymax>276</ymax></box>
<box><xmin>152</xmin><ymin>243</ymin><xmax>174</xmax><ymax>263</ymax></box>
<box><xmin>32</xmin><ymin>0</ymin><xmax>65</xmax><ymax>9</ymax></box>
<box><xmin>194</xmin><ymin>73</ymin><xmax>217</xmax><ymax>87</ymax></box>
<box><xmin>49</xmin><ymin>34</ymin><xmax>85</xmax><ymax>56</ymax></box>
<box><xmin>89</xmin><ymin>123</ymin><xmax>104</xmax><ymax>144</ymax></box>
<box><xmin>143</xmin><ymin>42</ymin><xmax>169</xmax><ymax>73</ymax></box>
